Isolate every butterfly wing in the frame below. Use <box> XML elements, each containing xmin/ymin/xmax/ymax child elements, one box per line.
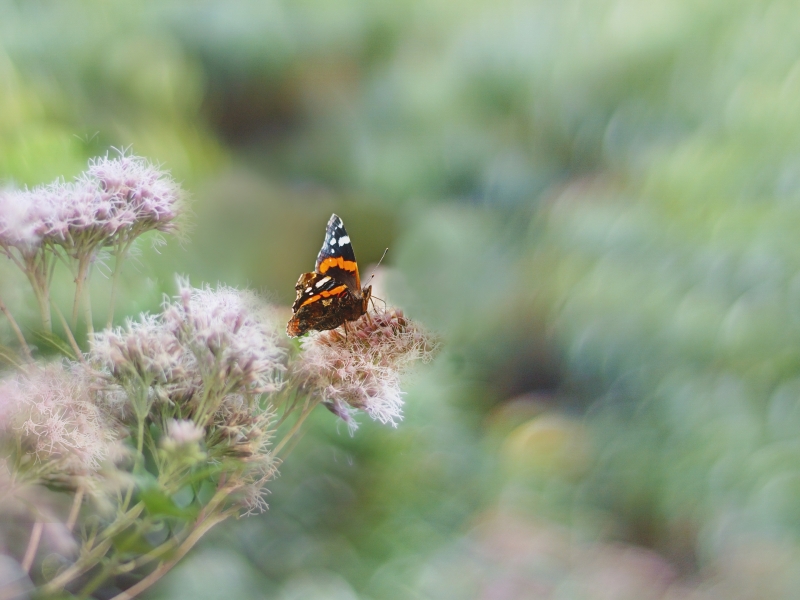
<box><xmin>314</xmin><ymin>214</ymin><xmax>361</xmax><ymax>292</ymax></box>
<box><xmin>291</xmin><ymin>271</ymin><xmax>351</xmax><ymax>313</ymax></box>
<box><xmin>287</xmin><ymin>270</ymin><xmax>358</xmax><ymax>337</ymax></box>
<box><xmin>287</xmin><ymin>214</ymin><xmax>366</xmax><ymax>338</ymax></box>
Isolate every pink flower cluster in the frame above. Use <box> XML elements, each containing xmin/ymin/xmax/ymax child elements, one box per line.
<box><xmin>91</xmin><ymin>280</ymin><xmax>286</xmax><ymax>420</ymax></box>
<box><xmin>0</xmin><ymin>153</ymin><xmax>182</xmax><ymax>260</ymax></box>
<box><xmin>163</xmin><ymin>282</ymin><xmax>286</xmax><ymax>396</ymax></box>
<box><xmin>0</xmin><ymin>364</ymin><xmax>121</xmax><ymax>478</ymax></box>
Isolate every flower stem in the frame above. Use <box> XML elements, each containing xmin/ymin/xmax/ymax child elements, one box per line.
<box><xmin>84</xmin><ymin>268</ymin><xmax>94</xmax><ymax>337</ymax></box>
<box><xmin>78</xmin><ymin>558</ymin><xmax>119</xmax><ymax>599</ymax></box>
<box><xmin>29</xmin><ymin>278</ymin><xmax>51</xmax><ymax>333</ymax></box>
<box><xmin>21</xmin><ymin>520</ymin><xmax>43</xmax><ymax>573</ymax></box>
<box><xmin>108</xmin><ymin>509</ymin><xmax>235</xmax><ymax>600</ymax></box>
<box><xmin>40</xmin><ymin>504</ymin><xmax>145</xmax><ymax>594</ymax></box>
<box><xmin>66</xmin><ymin>486</ymin><xmax>85</xmax><ymax>532</ymax></box>
<box><xmin>271</xmin><ymin>401</ymin><xmax>317</xmax><ymax>457</ymax></box>
<box><xmin>107</xmin><ymin>241</ymin><xmax>132</xmax><ymax>329</ymax></box>
<box><xmin>51</xmin><ymin>301</ymin><xmax>85</xmax><ymax>362</ymax></box>
<box><xmin>0</xmin><ymin>295</ymin><xmax>33</xmax><ymax>362</ymax></box>
<box><xmin>72</xmin><ymin>257</ymin><xmax>87</xmax><ymax>328</ymax></box>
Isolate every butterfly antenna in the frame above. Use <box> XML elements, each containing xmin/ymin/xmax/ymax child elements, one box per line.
<box><xmin>365</xmin><ymin>247</ymin><xmax>389</xmax><ymax>285</ymax></box>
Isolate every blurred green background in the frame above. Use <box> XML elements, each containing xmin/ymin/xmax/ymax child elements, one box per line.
<box><xmin>4</xmin><ymin>0</ymin><xmax>800</xmax><ymax>598</ymax></box>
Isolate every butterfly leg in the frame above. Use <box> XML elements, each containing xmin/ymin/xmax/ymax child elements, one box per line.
<box><xmin>369</xmin><ymin>295</ymin><xmax>387</xmax><ymax>313</ymax></box>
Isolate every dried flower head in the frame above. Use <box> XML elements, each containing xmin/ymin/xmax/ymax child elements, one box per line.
<box><xmin>294</xmin><ymin>309</ymin><xmax>437</xmax><ymax>431</ymax></box>
<box><xmin>0</xmin><ymin>364</ymin><xmax>121</xmax><ymax>479</ymax></box>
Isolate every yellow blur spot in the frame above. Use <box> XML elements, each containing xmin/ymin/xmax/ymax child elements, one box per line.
<box><xmin>503</xmin><ymin>414</ymin><xmax>589</xmax><ymax>477</ymax></box>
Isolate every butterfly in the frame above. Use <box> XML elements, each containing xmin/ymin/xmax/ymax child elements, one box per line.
<box><xmin>286</xmin><ymin>214</ymin><xmax>372</xmax><ymax>337</ymax></box>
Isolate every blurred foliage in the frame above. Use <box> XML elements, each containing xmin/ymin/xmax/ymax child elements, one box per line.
<box><xmin>4</xmin><ymin>0</ymin><xmax>800</xmax><ymax>597</ymax></box>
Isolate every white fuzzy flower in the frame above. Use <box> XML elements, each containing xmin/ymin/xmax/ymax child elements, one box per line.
<box><xmin>166</xmin><ymin>419</ymin><xmax>205</xmax><ymax>445</ymax></box>
<box><xmin>0</xmin><ymin>364</ymin><xmax>121</xmax><ymax>477</ymax></box>
<box><xmin>86</xmin><ymin>153</ymin><xmax>183</xmax><ymax>236</ymax></box>
<box><xmin>0</xmin><ymin>188</ymin><xmax>48</xmax><ymax>256</ymax></box>
<box><xmin>295</xmin><ymin>309</ymin><xmax>437</xmax><ymax>431</ymax></box>
<box><xmin>91</xmin><ymin>314</ymin><xmax>186</xmax><ymax>385</ymax></box>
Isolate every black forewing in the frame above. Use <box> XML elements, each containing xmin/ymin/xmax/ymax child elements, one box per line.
<box><xmin>314</xmin><ymin>213</ymin><xmax>361</xmax><ymax>291</ymax></box>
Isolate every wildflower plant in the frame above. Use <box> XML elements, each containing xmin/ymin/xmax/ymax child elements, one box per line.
<box><xmin>0</xmin><ymin>154</ymin><xmax>436</xmax><ymax>598</ymax></box>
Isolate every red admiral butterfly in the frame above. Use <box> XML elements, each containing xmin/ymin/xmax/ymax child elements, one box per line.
<box><xmin>287</xmin><ymin>214</ymin><xmax>372</xmax><ymax>337</ymax></box>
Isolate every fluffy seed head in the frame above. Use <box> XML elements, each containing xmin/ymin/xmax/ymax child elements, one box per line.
<box><xmin>0</xmin><ymin>364</ymin><xmax>120</xmax><ymax>477</ymax></box>
<box><xmin>295</xmin><ymin>309</ymin><xmax>437</xmax><ymax>431</ymax></box>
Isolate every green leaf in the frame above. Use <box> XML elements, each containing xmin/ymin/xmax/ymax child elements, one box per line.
<box><xmin>0</xmin><ymin>345</ymin><xmax>25</xmax><ymax>369</ymax></box>
<box><xmin>140</xmin><ymin>485</ymin><xmax>199</xmax><ymax>520</ymax></box>
<box><xmin>31</xmin><ymin>330</ymin><xmax>76</xmax><ymax>359</ymax></box>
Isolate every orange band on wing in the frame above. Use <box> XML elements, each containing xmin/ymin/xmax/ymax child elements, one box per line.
<box><xmin>299</xmin><ymin>294</ymin><xmax>321</xmax><ymax>307</ymax></box>
<box><xmin>298</xmin><ymin>285</ymin><xmax>348</xmax><ymax>308</ymax></box>
<box><xmin>318</xmin><ymin>257</ymin><xmax>358</xmax><ymax>274</ymax></box>
<box><xmin>321</xmin><ymin>284</ymin><xmax>347</xmax><ymax>298</ymax></box>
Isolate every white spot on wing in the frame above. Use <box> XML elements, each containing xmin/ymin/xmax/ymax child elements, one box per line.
<box><xmin>304</xmin><ymin>287</ymin><xmax>312</xmax><ymax>293</ymax></box>
<box><xmin>315</xmin><ymin>276</ymin><xmax>331</xmax><ymax>288</ymax></box>
<box><xmin>338</xmin><ymin>235</ymin><xmax>350</xmax><ymax>246</ymax></box>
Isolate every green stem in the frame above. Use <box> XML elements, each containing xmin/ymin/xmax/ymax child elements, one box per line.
<box><xmin>108</xmin><ymin>509</ymin><xmax>235</xmax><ymax>600</ymax></box>
<box><xmin>107</xmin><ymin>241</ymin><xmax>132</xmax><ymax>329</ymax></box>
<box><xmin>271</xmin><ymin>401</ymin><xmax>317</xmax><ymax>457</ymax></box>
<box><xmin>84</xmin><ymin>263</ymin><xmax>94</xmax><ymax>337</ymax></box>
<box><xmin>40</xmin><ymin>538</ymin><xmax>113</xmax><ymax>594</ymax></box>
<box><xmin>29</xmin><ymin>276</ymin><xmax>51</xmax><ymax>333</ymax></box>
<box><xmin>51</xmin><ymin>301</ymin><xmax>85</xmax><ymax>362</ymax></box>
<box><xmin>72</xmin><ymin>257</ymin><xmax>87</xmax><ymax>328</ymax></box>
<box><xmin>66</xmin><ymin>486</ymin><xmax>85</xmax><ymax>532</ymax></box>
<box><xmin>78</xmin><ymin>557</ymin><xmax>119</xmax><ymax>599</ymax></box>
<box><xmin>0</xmin><ymin>295</ymin><xmax>33</xmax><ymax>362</ymax></box>
<box><xmin>40</xmin><ymin>503</ymin><xmax>145</xmax><ymax>594</ymax></box>
<box><xmin>121</xmin><ymin>415</ymin><xmax>146</xmax><ymax>514</ymax></box>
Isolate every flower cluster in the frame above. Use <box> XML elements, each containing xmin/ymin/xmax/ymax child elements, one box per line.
<box><xmin>294</xmin><ymin>309</ymin><xmax>437</xmax><ymax>431</ymax></box>
<box><xmin>90</xmin><ymin>280</ymin><xmax>287</xmax><ymax>515</ymax></box>
<box><xmin>0</xmin><ymin>188</ymin><xmax>44</xmax><ymax>256</ymax></box>
<box><xmin>0</xmin><ymin>154</ymin><xmax>182</xmax><ymax>261</ymax></box>
<box><xmin>92</xmin><ymin>280</ymin><xmax>285</xmax><ymax>420</ymax></box>
<box><xmin>0</xmin><ymin>153</ymin><xmax>438</xmax><ymax>598</ymax></box>
<box><xmin>92</xmin><ymin>314</ymin><xmax>185</xmax><ymax>385</ymax></box>
<box><xmin>163</xmin><ymin>282</ymin><xmax>285</xmax><ymax>396</ymax></box>
<box><xmin>160</xmin><ymin>419</ymin><xmax>207</xmax><ymax>465</ymax></box>
<box><xmin>0</xmin><ymin>152</ymin><xmax>184</xmax><ymax>333</ymax></box>
<box><xmin>86</xmin><ymin>154</ymin><xmax>182</xmax><ymax>237</ymax></box>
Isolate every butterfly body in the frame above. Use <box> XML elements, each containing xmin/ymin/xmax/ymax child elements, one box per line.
<box><xmin>287</xmin><ymin>214</ymin><xmax>372</xmax><ymax>337</ymax></box>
